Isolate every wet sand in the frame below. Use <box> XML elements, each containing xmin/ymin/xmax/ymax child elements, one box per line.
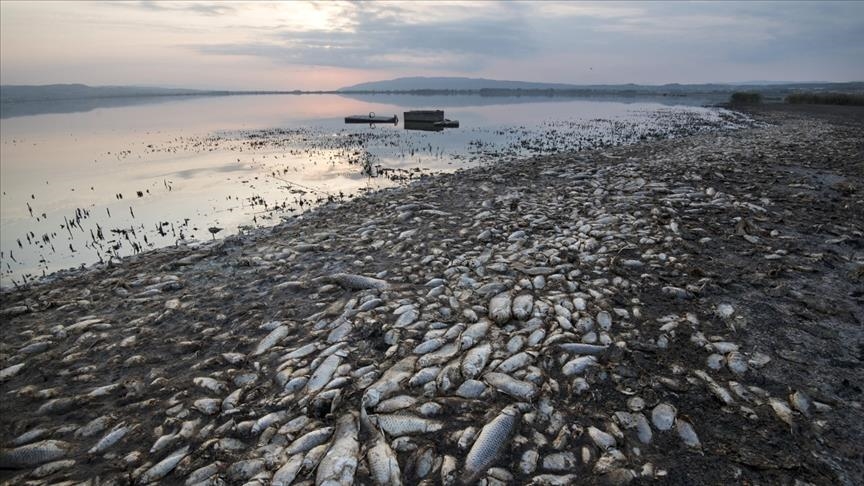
<box><xmin>1</xmin><ymin>104</ymin><xmax>862</xmax><ymax>485</ymax></box>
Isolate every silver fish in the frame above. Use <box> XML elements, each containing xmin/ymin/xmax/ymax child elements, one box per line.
<box><xmin>365</xmin><ymin>424</ymin><xmax>402</xmax><ymax>486</ymax></box>
<box><xmin>306</xmin><ymin>354</ymin><xmax>342</xmax><ymax>394</ymax></box>
<box><xmin>252</xmin><ymin>325</ymin><xmax>289</xmax><ymax>356</ymax></box>
<box><xmin>376</xmin><ymin>414</ymin><xmax>443</xmax><ymax>436</ymax></box>
<box><xmin>512</xmin><ymin>294</ymin><xmax>534</xmax><ymax>320</ymax></box>
<box><xmin>558</xmin><ymin>343</ymin><xmax>607</xmax><ymax>355</ymax></box>
<box><xmin>488</xmin><ymin>292</ymin><xmax>513</xmax><ymax>324</ymax></box>
<box><xmin>89</xmin><ymin>423</ymin><xmax>134</xmax><ymax>454</ymax></box>
<box><xmin>0</xmin><ymin>440</ymin><xmax>72</xmax><ymax>468</ymax></box>
<box><xmin>363</xmin><ymin>356</ymin><xmax>418</xmax><ymax>407</ymax></box>
<box><xmin>137</xmin><ymin>445</ymin><xmax>190</xmax><ymax>484</ymax></box>
<box><xmin>271</xmin><ymin>453</ymin><xmax>304</xmax><ymax>486</ymax></box>
<box><xmin>460</xmin><ymin>405</ymin><xmax>521</xmax><ymax>484</ymax></box>
<box><xmin>562</xmin><ymin>356</ymin><xmax>597</xmax><ymax>376</ymax></box>
<box><xmin>315</xmin><ymin>413</ymin><xmax>359</xmax><ymax>486</ymax></box>
<box><xmin>323</xmin><ymin>273</ymin><xmax>390</xmax><ymax>290</ymax></box>
<box><xmin>285</xmin><ymin>427</ymin><xmax>334</xmax><ymax>455</ymax></box>
<box><xmin>484</xmin><ymin>372</ymin><xmax>539</xmax><ymax>400</ymax></box>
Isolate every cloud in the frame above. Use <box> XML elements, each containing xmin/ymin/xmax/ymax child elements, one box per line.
<box><xmin>134</xmin><ymin>0</ymin><xmax>236</xmax><ymax>16</ymax></box>
<box><xmin>188</xmin><ymin>2</ymin><xmax>536</xmax><ymax>71</ymax></box>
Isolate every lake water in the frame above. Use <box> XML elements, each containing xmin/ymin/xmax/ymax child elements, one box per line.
<box><xmin>0</xmin><ymin>94</ymin><xmax>753</xmax><ymax>286</ymax></box>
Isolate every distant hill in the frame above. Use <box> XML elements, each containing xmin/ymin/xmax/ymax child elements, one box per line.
<box><xmin>340</xmin><ymin>77</ymin><xmax>586</xmax><ymax>91</ymax></box>
<box><xmin>0</xmin><ymin>84</ymin><xmax>217</xmax><ymax>102</ymax></box>
<box><xmin>339</xmin><ymin>77</ymin><xmax>864</xmax><ymax>94</ymax></box>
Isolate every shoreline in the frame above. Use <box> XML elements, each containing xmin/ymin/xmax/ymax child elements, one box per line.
<box><xmin>1</xmin><ymin>105</ymin><xmax>862</xmax><ymax>484</ymax></box>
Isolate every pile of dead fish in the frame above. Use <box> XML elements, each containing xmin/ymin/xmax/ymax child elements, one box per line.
<box><xmin>0</xmin><ymin>113</ymin><xmax>851</xmax><ymax>485</ymax></box>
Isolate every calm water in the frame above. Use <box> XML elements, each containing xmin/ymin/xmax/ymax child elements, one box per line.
<box><xmin>0</xmin><ymin>94</ymin><xmax>750</xmax><ymax>286</ymax></box>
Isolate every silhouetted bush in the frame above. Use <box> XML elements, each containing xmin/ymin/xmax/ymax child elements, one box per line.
<box><xmin>729</xmin><ymin>92</ymin><xmax>762</xmax><ymax>104</ymax></box>
<box><xmin>785</xmin><ymin>92</ymin><xmax>864</xmax><ymax>106</ymax></box>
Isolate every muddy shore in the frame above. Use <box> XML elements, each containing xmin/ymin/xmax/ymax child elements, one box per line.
<box><xmin>1</xmin><ymin>104</ymin><xmax>862</xmax><ymax>485</ymax></box>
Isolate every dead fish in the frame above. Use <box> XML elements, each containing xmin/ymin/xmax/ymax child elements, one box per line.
<box><xmin>460</xmin><ymin>321</ymin><xmax>490</xmax><ymax>349</ymax></box>
<box><xmin>651</xmin><ymin>403</ymin><xmax>677</xmax><ymax>431</ymax></box>
<box><xmin>726</xmin><ymin>352</ymin><xmax>748</xmax><ymax>375</ymax></box>
<box><xmin>769</xmin><ymin>398</ymin><xmax>795</xmax><ymax>427</ymax></box>
<box><xmin>562</xmin><ymin>356</ymin><xmax>597</xmax><ymax>376</ymax></box>
<box><xmin>414</xmin><ymin>337</ymin><xmax>447</xmax><ymax>355</ymax></box>
<box><xmin>321</xmin><ymin>273</ymin><xmax>390</xmax><ymax>290</ymax></box>
<box><xmin>306</xmin><ymin>354</ymin><xmax>342</xmax><ymax>394</ymax></box>
<box><xmin>31</xmin><ymin>459</ymin><xmax>76</xmax><ymax>478</ymax></box>
<box><xmin>409</xmin><ymin>366</ymin><xmax>441</xmax><ymax>388</ymax></box>
<box><xmin>693</xmin><ymin>370</ymin><xmax>734</xmax><ymax>405</ymax></box>
<box><xmin>363</xmin><ymin>356</ymin><xmax>418</xmax><ymax>407</ymax></box>
<box><xmin>558</xmin><ymin>343</ymin><xmax>607</xmax><ymax>355</ymax></box>
<box><xmin>137</xmin><ymin>445</ymin><xmax>190</xmax><ymax>484</ymax></box>
<box><xmin>284</xmin><ymin>342</ymin><xmax>319</xmax><ymax>360</ymax></box>
<box><xmin>185</xmin><ymin>462</ymin><xmax>222</xmax><ymax>485</ymax></box>
<box><xmin>89</xmin><ymin>423</ymin><xmax>134</xmax><ymax>454</ymax></box>
<box><xmin>285</xmin><ymin>427</ymin><xmax>334</xmax><ymax>455</ymax></box>
<box><xmin>376</xmin><ymin>414</ymin><xmax>443</xmax><ymax>436</ymax></box>
<box><xmin>512</xmin><ymin>294</ymin><xmax>534</xmax><ymax>320</ymax></box>
<box><xmin>365</xmin><ymin>423</ymin><xmax>402</xmax><ymax>486</ymax></box>
<box><xmin>193</xmin><ymin>376</ymin><xmax>227</xmax><ymax>394</ymax></box>
<box><xmin>789</xmin><ymin>390</ymin><xmax>812</xmax><ymax>417</ymax></box>
<box><xmin>489</xmin><ymin>292</ymin><xmax>513</xmax><ymax>324</ymax></box>
<box><xmin>0</xmin><ymin>440</ymin><xmax>72</xmax><ymax>468</ymax></box>
<box><xmin>194</xmin><ymin>398</ymin><xmax>221</xmax><ymax>415</ymax></box>
<box><xmin>460</xmin><ymin>405</ymin><xmax>521</xmax><ymax>484</ymax></box>
<box><xmin>417</xmin><ymin>341</ymin><xmax>459</xmax><ymax>368</ymax></box>
<box><xmin>0</xmin><ymin>362</ymin><xmax>26</xmax><ymax>381</ymax></box>
<box><xmin>222</xmin><ymin>388</ymin><xmax>244</xmax><ymax>412</ymax></box>
<box><xmin>315</xmin><ymin>413</ymin><xmax>359</xmax><ymax>485</ymax></box>
<box><xmin>676</xmin><ymin>419</ymin><xmax>701</xmax><ymax>448</ymax></box>
<box><xmin>441</xmin><ymin>455</ymin><xmax>458</xmax><ymax>485</ymax></box>
<box><xmin>11</xmin><ymin>428</ymin><xmax>49</xmax><ymax>446</ymax></box>
<box><xmin>484</xmin><ymin>372</ymin><xmax>539</xmax><ymax>400</ymax></box>
<box><xmin>462</xmin><ymin>343</ymin><xmax>492</xmax><ymax>379</ymax></box>
<box><xmin>376</xmin><ymin>395</ymin><xmax>417</xmax><ymax>414</ymax></box>
<box><xmin>252</xmin><ymin>325</ymin><xmax>289</xmax><ymax>356</ymax></box>
<box><xmin>76</xmin><ymin>416</ymin><xmax>113</xmax><ymax>438</ymax></box>
<box><xmin>252</xmin><ymin>411</ymin><xmax>289</xmax><ymax>435</ymax></box>
<box><xmin>271</xmin><ymin>453</ymin><xmax>304</xmax><ymax>486</ymax></box>
<box><xmin>587</xmin><ymin>426</ymin><xmax>616</xmax><ymax>450</ymax></box>
<box><xmin>496</xmin><ymin>351</ymin><xmax>535</xmax><ymax>373</ymax></box>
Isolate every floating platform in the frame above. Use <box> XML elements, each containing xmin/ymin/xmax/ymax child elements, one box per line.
<box><xmin>345</xmin><ymin>112</ymin><xmax>398</xmax><ymax>124</ymax></box>
<box><xmin>403</xmin><ymin>110</ymin><xmax>459</xmax><ymax>131</ymax></box>
<box><xmin>404</xmin><ymin>110</ymin><xmax>444</xmax><ymax>123</ymax></box>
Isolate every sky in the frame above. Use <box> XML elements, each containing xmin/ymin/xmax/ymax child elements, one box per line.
<box><xmin>1</xmin><ymin>1</ymin><xmax>862</xmax><ymax>90</ymax></box>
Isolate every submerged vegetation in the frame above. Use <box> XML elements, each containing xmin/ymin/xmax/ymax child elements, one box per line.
<box><xmin>785</xmin><ymin>92</ymin><xmax>864</xmax><ymax>106</ymax></box>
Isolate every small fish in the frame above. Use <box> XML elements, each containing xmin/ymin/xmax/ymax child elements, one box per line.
<box><xmin>251</xmin><ymin>325</ymin><xmax>289</xmax><ymax>356</ymax></box>
<box><xmin>315</xmin><ymin>413</ymin><xmax>359</xmax><ymax>486</ymax></box>
<box><xmin>306</xmin><ymin>354</ymin><xmax>342</xmax><ymax>393</ymax></box>
<box><xmin>460</xmin><ymin>405</ymin><xmax>521</xmax><ymax>484</ymax></box>
<box><xmin>138</xmin><ymin>446</ymin><xmax>190</xmax><ymax>484</ymax></box>
<box><xmin>271</xmin><ymin>454</ymin><xmax>304</xmax><ymax>486</ymax></box>
<box><xmin>365</xmin><ymin>420</ymin><xmax>403</xmax><ymax>486</ymax></box>
<box><xmin>375</xmin><ymin>414</ymin><xmax>443</xmax><ymax>437</ymax></box>
<box><xmin>0</xmin><ymin>440</ymin><xmax>72</xmax><ymax>468</ymax></box>
<box><xmin>483</xmin><ymin>372</ymin><xmax>539</xmax><ymax>401</ymax></box>
<box><xmin>285</xmin><ymin>427</ymin><xmax>334</xmax><ymax>455</ymax></box>
<box><xmin>321</xmin><ymin>273</ymin><xmax>390</xmax><ymax>290</ymax></box>
<box><xmin>362</xmin><ymin>356</ymin><xmax>418</xmax><ymax>408</ymax></box>
<box><xmin>512</xmin><ymin>294</ymin><xmax>534</xmax><ymax>320</ymax></box>
<box><xmin>89</xmin><ymin>423</ymin><xmax>134</xmax><ymax>454</ymax></box>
